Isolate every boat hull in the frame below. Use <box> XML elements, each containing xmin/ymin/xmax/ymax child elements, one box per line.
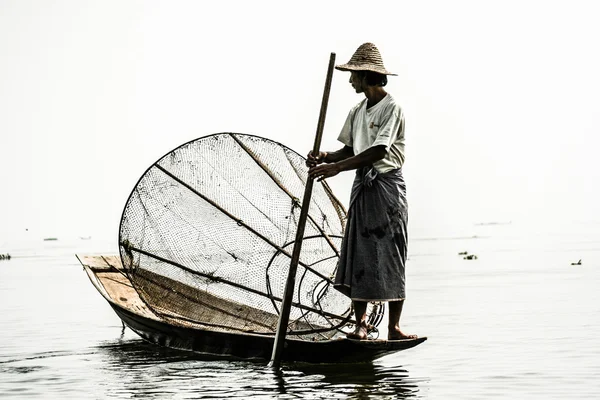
<box><xmin>77</xmin><ymin>254</ymin><xmax>426</xmax><ymax>363</ymax></box>
<box><xmin>111</xmin><ymin>300</ymin><xmax>426</xmax><ymax>363</ymax></box>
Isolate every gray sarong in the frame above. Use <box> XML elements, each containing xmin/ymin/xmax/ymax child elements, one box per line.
<box><xmin>334</xmin><ymin>167</ymin><xmax>408</xmax><ymax>301</ymax></box>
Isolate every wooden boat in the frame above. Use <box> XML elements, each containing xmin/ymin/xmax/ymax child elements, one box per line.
<box><xmin>77</xmin><ymin>254</ymin><xmax>426</xmax><ymax>363</ymax></box>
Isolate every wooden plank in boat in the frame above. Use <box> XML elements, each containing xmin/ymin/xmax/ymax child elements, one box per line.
<box><xmin>130</xmin><ymin>268</ymin><xmax>333</xmax><ymax>337</ymax></box>
<box><xmin>76</xmin><ymin>254</ymin><xmax>122</xmax><ymax>271</ymax></box>
<box><xmin>78</xmin><ymin>254</ymin><xmax>341</xmax><ymax>339</ymax></box>
<box><xmin>95</xmin><ymin>270</ymin><xmax>159</xmax><ymax>321</ymax></box>
<box><xmin>101</xmin><ymin>255</ymin><xmax>123</xmax><ymax>270</ymax></box>
<box><xmin>134</xmin><ymin>269</ymin><xmax>281</xmax><ymax>334</ymax></box>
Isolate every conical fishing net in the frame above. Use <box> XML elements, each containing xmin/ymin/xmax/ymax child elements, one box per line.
<box><xmin>119</xmin><ymin>133</ymin><xmax>356</xmax><ymax>340</ymax></box>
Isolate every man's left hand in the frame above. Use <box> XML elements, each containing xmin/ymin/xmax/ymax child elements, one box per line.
<box><xmin>308</xmin><ymin>163</ymin><xmax>341</xmax><ymax>181</ymax></box>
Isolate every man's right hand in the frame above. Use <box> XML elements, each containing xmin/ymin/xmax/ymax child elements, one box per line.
<box><xmin>306</xmin><ymin>151</ymin><xmax>327</xmax><ymax>167</ymax></box>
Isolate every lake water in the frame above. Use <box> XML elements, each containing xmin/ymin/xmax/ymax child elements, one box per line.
<box><xmin>1</xmin><ymin>221</ymin><xmax>599</xmax><ymax>399</ymax></box>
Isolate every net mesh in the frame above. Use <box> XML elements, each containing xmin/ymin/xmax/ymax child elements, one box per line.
<box><xmin>119</xmin><ymin>133</ymin><xmax>355</xmax><ymax>340</ymax></box>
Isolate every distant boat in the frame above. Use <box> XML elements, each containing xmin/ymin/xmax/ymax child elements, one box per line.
<box><xmin>571</xmin><ymin>259</ymin><xmax>582</xmax><ymax>266</ymax></box>
<box><xmin>79</xmin><ymin>236</ymin><xmax>92</xmax><ymax>240</ymax></box>
<box><xmin>43</xmin><ymin>238</ymin><xmax>58</xmax><ymax>241</ymax></box>
<box><xmin>475</xmin><ymin>221</ymin><xmax>512</xmax><ymax>226</ymax></box>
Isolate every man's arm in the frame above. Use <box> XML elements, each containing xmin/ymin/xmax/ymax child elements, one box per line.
<box><xmin>306</xmin><ymin>146</ymin><xmax>354</xmax><ymax>167</ymax></box>
<box><xmin>308</xmin><ymin>145</ymin><xmax>386</xmax><ymax>181</ymax></box>
<box><xmin>323</xmin><ymin>146</ymin><xmax>354</xmax><ymax>163</ymax></box>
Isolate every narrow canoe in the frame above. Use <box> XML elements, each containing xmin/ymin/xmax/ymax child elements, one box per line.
<box><xmin>77</xmin><ymin>254</ymin><xmax>426</xmax><ymax>363</ymax></box>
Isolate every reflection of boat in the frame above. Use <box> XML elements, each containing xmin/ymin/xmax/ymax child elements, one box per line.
<box><xmin>291</xmin><ymin>362</ymin><xmax>419</xmax><ymax>397</ymax></box>
<box><xmin>77</xmin><ymin>254</ymin><xmax>426</xmax><ymax>363</ymax></box>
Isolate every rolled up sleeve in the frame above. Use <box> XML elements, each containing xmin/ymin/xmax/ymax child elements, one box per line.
<box><xmin>337</xmin><ymin>109</ymin><xmax>354</xmax><ymax>147</ymax></box>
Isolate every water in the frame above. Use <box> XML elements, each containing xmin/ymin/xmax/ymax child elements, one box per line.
<box><xmin>1</xmin><ymin>222</ymin><xmax>599</xmax><ymax>399</ymax></box>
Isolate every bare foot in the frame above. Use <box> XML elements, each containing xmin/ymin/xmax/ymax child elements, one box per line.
<box><xmin>347</xmin><ymin>323</ymin><xmax>368</xmax><ymax>340</ymax></box>
<box><xmin>388</xmin><ymin>328</ymin><xmax>418</xmax><ymax>340</ymax></box>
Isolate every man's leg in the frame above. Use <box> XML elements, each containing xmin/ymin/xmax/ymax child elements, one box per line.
<box><xmin>347</xmin><ymin>300</ymin><xmax>368</xmax><ymax>340</ymax></box>
<box><xmin>388</xmin><ymin>300</ymin><xmax>417</xmax><ymax>340</ymax></box>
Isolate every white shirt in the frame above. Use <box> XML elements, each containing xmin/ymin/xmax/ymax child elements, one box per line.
<box><xmin>337</xmin><ymin>94</ymin><xmax>405</xmax><ymax>173</ymax></box>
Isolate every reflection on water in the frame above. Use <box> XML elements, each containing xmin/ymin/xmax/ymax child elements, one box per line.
<box><xmin>288</xmin><ymin>362</ymin><xmax>420</xmax><ymax>399</ymax></box>
<box><xmin>94</xmin><ymin>339</ymin><xmax>422</xmax><ymax>399</ymax></box>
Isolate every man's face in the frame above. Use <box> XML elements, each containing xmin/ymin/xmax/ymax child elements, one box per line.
<box><xmin>349</xmin><ymin>71</ymin><xmax>364</xmax><ymax>93</ymax></box>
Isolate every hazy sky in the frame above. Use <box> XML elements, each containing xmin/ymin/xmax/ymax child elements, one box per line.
<box><xmin>1</xmin><ymin>0</ymin><xmax>599</xmax><ymax>242</ymax></box>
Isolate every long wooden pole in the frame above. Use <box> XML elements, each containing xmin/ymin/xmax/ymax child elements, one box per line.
<box><xmin>268</xmin><ymin>52</ymin><xmax>336</xmax><ymax>369</ymax></box>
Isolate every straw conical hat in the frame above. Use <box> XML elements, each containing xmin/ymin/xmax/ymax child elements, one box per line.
<box><xmin>335</xmin><ymin>42</ymin><xmax>396</xmax><ymax>76</ymax></box>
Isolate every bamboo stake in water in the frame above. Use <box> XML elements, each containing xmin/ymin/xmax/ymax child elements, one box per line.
<box><xmin>269</xmin><ymin>52</ymin><xmax>336</xmax><ymax>369</ymax></box>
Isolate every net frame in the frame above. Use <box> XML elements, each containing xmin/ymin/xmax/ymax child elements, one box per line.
<box><xmin>118</xmin><ymin>133</ymin><xmax>360</xmax><ymax>340</ymax></box>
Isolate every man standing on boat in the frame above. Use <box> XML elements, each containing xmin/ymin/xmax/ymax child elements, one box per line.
<box><xmin>308</xmin><ymin>43</ymin><xmax>416</xmax><ymax>341</ymax></box>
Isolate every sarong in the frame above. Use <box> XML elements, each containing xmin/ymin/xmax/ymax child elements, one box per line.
<box><xmin>334</xmin><ymin>167</ymin><xmax>408</xmax><ymax>301</ymax></box>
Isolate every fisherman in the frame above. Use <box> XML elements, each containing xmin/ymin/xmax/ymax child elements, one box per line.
<box><xmin>307</xmin><ymin>43</ymin><xmax>416</xmax><ymax>340</ymax></box>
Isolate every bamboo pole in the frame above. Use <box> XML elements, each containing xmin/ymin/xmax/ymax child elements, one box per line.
<box><xmin>268</xmin><ymin>52</ymin><xmax>336</xmax><ymax>368</ymax></box>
